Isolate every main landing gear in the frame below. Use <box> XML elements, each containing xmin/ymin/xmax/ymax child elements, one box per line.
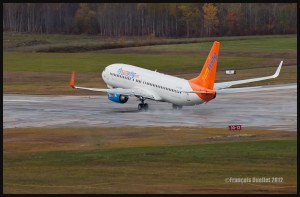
<box><xmin>138</xmin><ymin>97</ymin><xmax>148</xmax><ymax>111</ymax></box>
<box><xmin>172</xmin><ymin>104</ymin><xmax>183</xmax><ymax>110</ymax></box>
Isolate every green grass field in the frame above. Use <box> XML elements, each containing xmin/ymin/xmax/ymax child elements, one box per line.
<box><xmin>4</xmin><ymin>33</ymin><xmax>295</xmax><ymax>52</ymax></box>
<box><xmin>3</xmin><ymin>127</ymin><xmax>297</xmax><ymax>194</ymax></box>
<box><xmin>131</xmin><ymin>35</ymin><xmax>296</xmax><ymax>52</ymax></box>
<box><xmin>3</xmin><ymin>34</ymin><xmax>297</xmax><ymax>95</ymax></box>
<box><xmin>4</xmin><ymin>52</ymin><xmax>266</xmax><ymax>73</ymax></box>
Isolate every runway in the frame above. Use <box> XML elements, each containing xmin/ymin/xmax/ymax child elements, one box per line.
<box><xmin>3</xmin><ymin>83</ymin><xmax>297</xmax><ymax>131</ymax></box>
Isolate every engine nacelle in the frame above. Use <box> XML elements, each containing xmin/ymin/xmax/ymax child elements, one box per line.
<box><xmin>107</xmin><ymin>93</ymin><xmax>129</xmax><ymax>104</ymax></box>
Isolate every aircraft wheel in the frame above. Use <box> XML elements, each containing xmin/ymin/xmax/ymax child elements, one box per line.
<box><xmin>144</xmin><ymin>103</ymin><xmax>149</xmax><ymax>111</ymax></box>
<box><xmin>172</xmin><ymin>104</ymin><xmax>182</xmax><ymax>110</ymax></box>
<box><xmin>138</xmin><ymin>103</ymin><xmax>149</xmax><ymax>111</ymax></box>
<box><xmin>138</xmin><ymin>103</ymin><xmax>143</xmax><ymax>111</ymax></box>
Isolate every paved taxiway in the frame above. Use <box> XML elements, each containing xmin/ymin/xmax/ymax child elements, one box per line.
<box><xmin>3</xmin><ymin>83</ymin><xmax>297</xmax><ymax>131</ymax></box>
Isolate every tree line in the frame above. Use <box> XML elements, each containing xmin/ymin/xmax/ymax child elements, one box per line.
<box><xmin>3</xmin><ymin>3</ymin><xmax>297</xmax><ymax>37</ymax></box>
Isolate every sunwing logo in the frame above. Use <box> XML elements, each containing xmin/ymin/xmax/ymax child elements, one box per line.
<box><xmin>118</xmin><ymin>68</ymin><xmax>140</xmax><ymax>78</ymax></box>
<box><xmin>202</xmin><ymin>52</ymin><xmax>218</xmax><ymax>80</ymax></box>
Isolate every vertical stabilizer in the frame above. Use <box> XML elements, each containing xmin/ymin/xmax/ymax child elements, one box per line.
<box><xmin>189</xmin><ymin>41</ymin><xmax>220</xmax><ymax>89</ymax></box>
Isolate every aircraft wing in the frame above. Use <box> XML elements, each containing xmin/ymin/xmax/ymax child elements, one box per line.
<box><xmin>70</xmin><ymin>72</ymin><xmax>156</xmax><ymax>100</ymax></box>
<box><xmin>214</xmin><ymin>61</ymin><xmax>283</xmax><ymax>93</ymax></box>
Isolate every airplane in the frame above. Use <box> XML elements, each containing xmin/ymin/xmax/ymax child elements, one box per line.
<box><xmin>70</xmin><ymin>41</ymin><xmax>283</xmax><ymax>111</ymax></box>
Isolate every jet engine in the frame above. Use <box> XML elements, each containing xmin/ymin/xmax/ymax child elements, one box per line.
<box><xmin>107</xmin><ymin>93</ymin><xmax>129</xmax><ymax>104</ymax></box>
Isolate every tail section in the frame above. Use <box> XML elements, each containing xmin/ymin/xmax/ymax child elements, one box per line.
<box><xmin>189</xmin><ymin>41</ymin><xmax>220</xmax><ymax>90</ymax></box>
<box><xmin>188</xmin><ymin>41</ymin><xmax>220</xmax><ymax>102</ymax></box>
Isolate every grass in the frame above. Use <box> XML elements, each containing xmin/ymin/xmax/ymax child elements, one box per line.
<box><xmin>3</xmin><ymin>127</ymin><xmax>297</xmax><ymax>194</ymax></box>
<box><xmin>136</xmin><ymin>35</ymin><xmax>297</xmax><ymax>52</ymax></box>
<box><xmin>4</xmin><ymin>33</ymin><xmax>295</xmax><ymax>52</ymax></box>
<box><xmin>3</xmin><ymin>34</ymin><xmax>297</xmax><ymax>95</ymax></box>
<box><xmin>3</xmin><ymin>52</ymin><xmax>267</xmax><ymax>73</ymax></box>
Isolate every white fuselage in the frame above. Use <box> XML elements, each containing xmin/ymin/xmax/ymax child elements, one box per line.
<box><xmin>102</xmin><ymin>63</ymin><xmax>205</xmax><ymax>106</ymax></box>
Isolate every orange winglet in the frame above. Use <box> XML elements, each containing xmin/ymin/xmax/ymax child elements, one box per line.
<box><xmin>70</xmin><ymin>71</ymin><xmax>75</xmax><ymax>88</ymax></box>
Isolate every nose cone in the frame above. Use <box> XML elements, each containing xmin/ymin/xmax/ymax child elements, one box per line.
<box><xmin>102</xmin><ymin>67</ymin><xmax>108</xmax><ymax>83</ymax></box>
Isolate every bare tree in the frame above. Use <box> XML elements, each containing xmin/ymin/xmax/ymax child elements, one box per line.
<box><xmin>2</xmin><ymin>3</ymin><xmax>297</xmax><ymax>36</ymax></box>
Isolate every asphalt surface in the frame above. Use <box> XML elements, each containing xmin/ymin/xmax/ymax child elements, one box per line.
<box><xmin>3</xmin><ymin>83</ymin><xmax>297</xmax><ymax>131</ymax></box>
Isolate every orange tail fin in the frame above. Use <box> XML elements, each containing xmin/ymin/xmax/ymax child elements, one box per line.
<box><xmin>189</xmin><ymin>41</ymin><xmax>220</xmax><ymax>90</ymax></box>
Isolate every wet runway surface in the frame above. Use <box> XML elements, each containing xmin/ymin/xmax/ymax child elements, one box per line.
<box><xmin>3</xmin><ymin>83</ymin><xmax>297</xmax><ymax>131</ymax></box>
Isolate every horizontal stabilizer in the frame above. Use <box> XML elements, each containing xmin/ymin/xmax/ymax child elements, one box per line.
<box><xmin>215</xmin><ymin>61</ymin><xmax>283</xmax><ymax>90</ymax></box>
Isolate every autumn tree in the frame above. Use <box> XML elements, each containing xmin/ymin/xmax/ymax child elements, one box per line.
<box><xmin>2</xmin><ymin>3</ymin><xmax>297</xmax><ymax>36</ymax></box>
<box><xmin>225</xmin><ymin>3</ymin><xmax>241</xmax><ymax>35</ymax></box>
<box><xmin>178</xmin><ymin>3</ymin><xmax>201</xmax><ymax>37</ymax></box>
<box><xmin>73</xmin><ymin>3</ymin><xmax>97</xmax><ymax>34</ymax></box>
<box><xmin>202</xmin><ymin>3</ymin><xmax>219</xmax><ymax>36</ymax></box>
